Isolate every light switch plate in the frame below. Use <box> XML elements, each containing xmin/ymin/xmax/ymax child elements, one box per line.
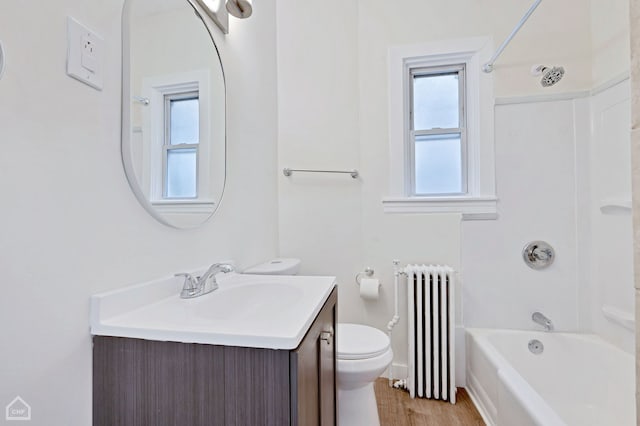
<box><xmin>66</xmin><ymin>16</ymin><xmax>103</xmax><ymax>90</ymax></box>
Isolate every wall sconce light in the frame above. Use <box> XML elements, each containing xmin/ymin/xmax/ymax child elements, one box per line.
<box><xmin>194</xmin><ymin>0</ymin><xmax>252</xmax><ymax>35</ymax></box>
<box><xmin>195</xmin><ymin>0</ymin><xmax>230</xmax><ymax>34</ymax></box>
<box><xmin>225</xmin><ymin>0</ymin><xmax>253</xmax><ymax>19</ymax></box>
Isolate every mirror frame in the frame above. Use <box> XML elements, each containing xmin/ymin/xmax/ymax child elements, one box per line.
<box><xmin>121</xmin><ymin>0</ymin><xmax>227</xmax><ymax>229</ymax></box>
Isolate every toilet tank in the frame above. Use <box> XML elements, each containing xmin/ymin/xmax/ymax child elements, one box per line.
<box><xmin>243</xmin><ymin>258</ymin><xmax>301</xmax><ymax>275</ymax></box>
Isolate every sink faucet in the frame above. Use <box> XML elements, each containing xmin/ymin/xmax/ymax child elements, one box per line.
<box><xmin>532</xmin><ymin>311</ymin><xmax>553</xmax><ymax>332</ymax></box>
<box><xmin>176</xmin><ymin>263</ymin><xmax>234</xmax><ymax>299</ymax></box>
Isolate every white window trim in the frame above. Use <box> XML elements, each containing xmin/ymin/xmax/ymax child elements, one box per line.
<box><xmin>385</xmin><ymin>37</ymin><xmax>497</xmax><ymax>220</ymax></box>
<box><xmin>151</xmin><ymin>199</ymin><xmax>216</xmax><ymax>215</ymax></box>
<box><xmin>141</xmin><ymin>69</ymin><xmax>212</xmax><ymax>205</ymax></box>
<box><xmin>383</xmin><ymin>196</ymin><xmax>497</xmax><ymax>220</ymax></box>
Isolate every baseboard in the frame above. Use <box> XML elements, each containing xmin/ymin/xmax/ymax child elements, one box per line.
<box><xmin>381</xmin><ymin>362</ymin><xmax>408</xmax><ymax>380</ymax></box>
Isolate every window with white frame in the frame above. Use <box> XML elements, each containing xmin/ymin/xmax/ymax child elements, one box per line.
<box><xmin>140</xmin><ymin>70</ymin><xmax>215</xmax><ymax>213</ymax></box>
<box><xmin>385</xmin><ymin>37</ymin><xmax>497</xmax><ymax>219</ymax></box>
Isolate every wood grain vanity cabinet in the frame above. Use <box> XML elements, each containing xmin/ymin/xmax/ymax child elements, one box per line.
<box><xmin>93</xmin><ymin>288</ymin><xmax>337</xmax><ymax>426</ymax></box>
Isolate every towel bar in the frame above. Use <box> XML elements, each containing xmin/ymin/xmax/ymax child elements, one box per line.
<box><xmin>282</xmin><ymin>168</ymin><xmax>359</xmax><ymax>178</ymax></box>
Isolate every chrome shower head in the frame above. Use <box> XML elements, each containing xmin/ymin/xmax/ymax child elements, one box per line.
<box><xmin>531</xmin><ymin>65</ymin><xmax>565</xmax><ymax>87</ymax></box>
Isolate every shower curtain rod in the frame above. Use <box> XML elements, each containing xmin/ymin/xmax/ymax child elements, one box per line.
<box><xmin>482</xmin><ymin>0</ymin><xmax>542</xmax><ymax>73</ymax></box>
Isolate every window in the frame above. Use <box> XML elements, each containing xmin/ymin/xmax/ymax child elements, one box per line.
<box><xmin>164</xmin><ymin>93</ymin><xmax>199</xmax><ymax>199</ymax></box>
<box><xmin>385</xmin><ymin>37</ymin><xmax>497</xmax><ymax>219</ymax></box>
<box><xmin>140</xmin><ymin>69</ymin><xmax>215</xmax><ymax>213</ymax></box>
<box><xmin>410</xmin><ymin>65</ymin><xmax>466</xmax><ymax>196</ymax></box>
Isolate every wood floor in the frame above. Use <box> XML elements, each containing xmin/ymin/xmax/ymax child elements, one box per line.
<box><xmin>374</xmin><ymin>379</ymin><xmax>486</xmax><ymax>426</ymax></box>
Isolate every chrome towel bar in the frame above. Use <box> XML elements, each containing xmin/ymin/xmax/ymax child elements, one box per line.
<box><xmin>283</xmin><ymin>168</ymin><xmax>359</xmax><ymax>178</ymax></box>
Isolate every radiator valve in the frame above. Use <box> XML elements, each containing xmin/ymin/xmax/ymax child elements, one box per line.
<box><xmin>392</xmin><ymin>379</ymin><xmax>408</xmax><ymax>391</ymax></box>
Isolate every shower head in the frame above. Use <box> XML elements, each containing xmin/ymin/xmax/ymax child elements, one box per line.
<box><xmin>531</xmin><ymin>65</ymin><xmax>565</xmax><ymax>87</ymax></box>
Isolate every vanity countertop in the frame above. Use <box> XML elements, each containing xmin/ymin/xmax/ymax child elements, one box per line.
<box><xmin>90</xmin><ymin>272</ymin><xmax>336</xmax><ymax>350</ymax></box>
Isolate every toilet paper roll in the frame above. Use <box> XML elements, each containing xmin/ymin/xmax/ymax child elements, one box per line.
<box><xmin>359</xmin><ymin>278</ymin><xmax>380</xmax><ymax>300</ymax></box>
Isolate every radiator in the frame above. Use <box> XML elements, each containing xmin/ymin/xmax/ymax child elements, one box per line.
<box><xmin>406</xmin><ymin>264</ymin><xmax>456</xmax><ymax>403</ymax></box>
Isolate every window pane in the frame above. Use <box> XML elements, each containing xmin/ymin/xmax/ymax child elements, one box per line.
<box><xmin>170</xmin><ymin>98</ymin><xmax>199</xmax><ymax>145</ymax></box>
<box><xmin>413</xmin><ymin>73</ymin><xmax>459</xmax><ymax>130</ymax></box>
<box><xmin>414</xmin><ymin>133</ymin><xmax>462</xmax><ymax>195</ymax></box>
<box><xmin>166</xmin><ymin>148</ymin><xmax>197</xmax><ymax>198</ymax></box>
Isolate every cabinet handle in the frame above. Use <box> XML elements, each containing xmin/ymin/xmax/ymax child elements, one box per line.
<box><xmin>320</xmin><ymin>331</ymin><xmax>333</xmax><ymax>345</ymax></box>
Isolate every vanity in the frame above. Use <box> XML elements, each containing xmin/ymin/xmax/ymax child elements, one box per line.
<box><xmin>91</xmin><ymin>272</ymin><xmax>337</xmax><ymax>425</ymax></box>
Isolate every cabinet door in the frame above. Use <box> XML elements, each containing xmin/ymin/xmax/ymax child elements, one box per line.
<box><xmin>93</xmin><ymin>337</ymin><xmax>228</xmax><ymax>426</ymax></box>
<box><xmin>291</xmin><ymin>288</ymin><xmax>337</xmax><ymax>426</ymax></box>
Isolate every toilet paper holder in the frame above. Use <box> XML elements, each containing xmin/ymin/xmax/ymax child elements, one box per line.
<box><xmin>355</xmin><ymin>267</ymin><xmax>375</xmax><ymax>285</ymax></box>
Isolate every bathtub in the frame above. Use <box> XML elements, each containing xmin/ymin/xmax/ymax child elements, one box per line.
<box><xmin>465</xmin><ymin>328</ymin><xmax>635</xmax><ymax>426</ymax></box>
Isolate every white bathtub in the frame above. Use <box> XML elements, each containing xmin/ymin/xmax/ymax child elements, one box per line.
<box><xmin>465</xmin><ymin>328</ymin><xmax>635</xmax><ymax>426</ymax></box>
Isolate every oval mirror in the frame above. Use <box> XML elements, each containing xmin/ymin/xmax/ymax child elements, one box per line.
<box><xmin>122</xmin><ymin>0</ymin><xmax>225</xmax><ymax>228</ymax></box>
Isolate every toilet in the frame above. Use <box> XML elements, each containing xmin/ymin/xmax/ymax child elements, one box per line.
<box><xmin>244</xmin><ymin>258</ymin><xmax>393</xmax><ymax>426</ymax></box>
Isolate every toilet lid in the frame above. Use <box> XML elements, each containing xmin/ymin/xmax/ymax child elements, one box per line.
<box><xmin>337</xmin><ymin>323</ymin><xmax>390</xmax><ymax>360</ymax></box>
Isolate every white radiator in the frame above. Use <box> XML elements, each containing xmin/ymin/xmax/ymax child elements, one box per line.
<box><xmin>406</xmin><ymin>264</ymin><xmax>456</xmax><ymax>403</ymax></box>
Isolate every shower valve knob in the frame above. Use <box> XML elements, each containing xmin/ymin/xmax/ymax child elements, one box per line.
<box><xmin>523</xmin><ymin>241</ymin><xmax>555</xmax><ymax>269</ymax></box>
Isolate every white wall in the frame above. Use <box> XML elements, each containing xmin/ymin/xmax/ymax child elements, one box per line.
<box><xmin>0</xmin><ymin>1</ymin><xmax>278</xmax><ymax>424</ymax></box>
<box><xmin>276</xmin><ymin>0</ymin><xmax>365</xmax><ymax>341</ymax></box>
<box><xmin>591</xmin><ymin>0</ymin><xmax>630</xmax><ymax>87</ymax></box>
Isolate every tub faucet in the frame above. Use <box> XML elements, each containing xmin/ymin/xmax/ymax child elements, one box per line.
<box><xmin>176</xmin><ymin>263</ymin><xmax>235</xmax><ymax>299</ymax></box>
<box><xmin>532</xmin><ymin>311</ymin><xmax>553</xmax><ymax>332</ymax></box>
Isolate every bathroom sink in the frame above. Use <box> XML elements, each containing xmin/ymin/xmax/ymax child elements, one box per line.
<box><xmin>193</xmin><ymin>283</ymin><xmax>304</xmax><ymax>321</ymax></box>
<box><xmin>90</xmin><ymin>272</ymin><xmax>335</xmax><ymax>349</ymax></box>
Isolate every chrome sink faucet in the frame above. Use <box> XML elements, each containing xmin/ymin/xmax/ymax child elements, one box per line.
<box><xmin>176</xmin><ymin>263</ymin><xmax>234</xmax><ymax>299</ymax></box>
<box><xmin>532</xmin><ymin>311</ymin><xmax>554</xmax><ymax>332</ymax></box>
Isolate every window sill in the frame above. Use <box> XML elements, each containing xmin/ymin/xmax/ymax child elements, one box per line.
<box><xmin>382</xmin><ymin>196</ymin><xmax>497</xmax><ymax>220</ymax></box>
<box><xmin>151</xmin><ymin>199</ymin><xmax>216</xmax><ymax>214</ymax></box>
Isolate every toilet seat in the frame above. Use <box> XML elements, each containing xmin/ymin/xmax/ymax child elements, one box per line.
<box><xmin>337</xmin><ymin>323</ymin><xmax>390</xmax><ymax>360</ymax></box>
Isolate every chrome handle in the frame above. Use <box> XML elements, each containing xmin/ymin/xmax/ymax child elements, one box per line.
<box><xmin>176</xmin><ymin>273</ymin><xmax>199</xmax><ymax>299</ymax></box>
<box><xmin>175</xmin><ymin>272</ymin><xmax>196</xmax><ymax>286</ymax></box>
<box><xmin>320</xmin><ymin>331</ymin><xmax>333</xmax><ymax>345</ymax></box>
<box><xmin>532</xmin><ymin>247</ymin><xmax>551</xmax><ymax>261</ymax></box>
<box><xmin>522</xmin><ymin>241</ymin><xmax>555</xmax><ymax>269</ymax></box>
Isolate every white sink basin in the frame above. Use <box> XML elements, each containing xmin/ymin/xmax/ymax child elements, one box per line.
<box><xmin>90</xmin><ymin>271</ymin><xmax>335</xmax><ymax>349</ymax></box>
<box><xmin>193</xmin><ymin>283</ymin><xmax>304</xmax><ymax>321</ymax></box>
